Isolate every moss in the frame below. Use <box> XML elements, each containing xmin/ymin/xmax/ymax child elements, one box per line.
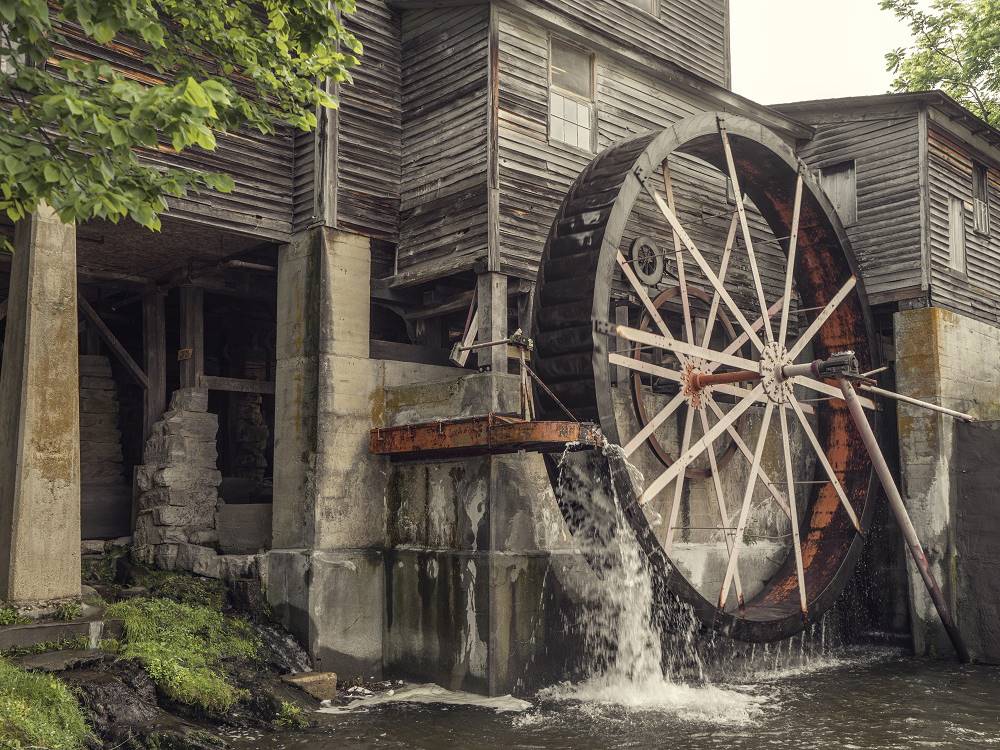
<box><xmin>107</xmin><ymin>598</ymin><xmax>260</xmax><ymax>714</ymax></box>
<box><xmin>1</xmin><ymin>636</ymin><xmax>90</xmax><ymax>659</ymax></box>
<box><xmin>0</xmin><ymin>657</ymin><xmax>90</xmax><ymax>750</ymax></box>
<box><xmin>132</xmin><ymin>569</ymin><xmax>226</xmax><ymax>610</ymax></box>
<box><xmin>55</xmin><ymin>602</ymin><xmax>83</xmax><ymax>622</ymax></box>
<box><xmin>0</xmin><ymin>606</ymin><xmax>28</xmax><ymax>628</ymax></box>
<box><xmin>273</xmin><ymin>701</ymin><xmax>309</xmax><ymax>729</ymax></box>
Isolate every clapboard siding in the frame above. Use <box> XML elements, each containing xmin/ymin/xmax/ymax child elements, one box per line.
<box><xmin>53</xmin><ymin>23</ymin><xmax>295</xmax><ymax>242</ymax></box>
<box><xmin>497</xmin><ymin>7</ymin><xmax>783</xmax><ymax>313</ymax></box>
<box><xmin>292</xmin><ymin>129</ymin><xmax>319</xmax><ymax>232</ymax></box>
<box><xmin>502</xmin><ymin>0</ymin><xmax>728</xmax><ymax>87</ymax></box>
<box><xmin>793</xmin><ymin>116</ymin><xmax>923</xmax><ymax>306</ymax></box>
<box><xmin>927</xmin><ymin>127</ymin><xmax>1000</xmax><ymax>325</ymax></box>
<box><xmin>396</xmin><ymin>7</ymin><xmax>490</xmax><ymax>281</ymax></box>
<box><xmin>337</xmin><ymin>1</ymin><xmax>402</xmax><ymax>240</ymax></box>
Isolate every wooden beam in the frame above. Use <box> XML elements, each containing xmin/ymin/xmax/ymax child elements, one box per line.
<box><xmin>142</xmin><ymin>291</ymin><xmax>167</xmax><ymax>439</ymax></box>
<box><xmin>78</xmin><ymin>296</ymin><xmax>149</xmax><ymax>389</ymax></box>
<box><xmin>179</xmin><ymin>286</ymin><xmax>204</xmax><ymax>389</ymax></box>
<box><xmin>199</xmin><ymin>375</ymin><xmax>275</xmax><ymax>395</ymax></box>
<box><xmin>0</xmin><ymin>299</ymin><xmax>6</xmax><ymax>322</ymax></box>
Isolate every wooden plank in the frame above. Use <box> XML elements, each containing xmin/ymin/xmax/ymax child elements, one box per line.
<box><xmin>78</xmin><ymin>296</ymin><xmax>150</xmax><ymax>390</ymax></box>
<box><xmin>179</xmin><ymin>286</ymin><xmax>204</xmax><ymax>389</ymax></box>
<box><xmin>0</xmin><ymin>299</ymin><xmax>6</xmax><ymax>322</ymax></box>
<box><xmin>199</xmin><ymin>375</ymin><xmax>276</xmax><ymax>395</ymax></box>
<box><xmin>142</xmin><ymin>291</ymin><xmax>167</xmax><ymax>439</ymax></box>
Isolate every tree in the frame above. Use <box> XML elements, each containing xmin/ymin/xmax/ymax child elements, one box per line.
<box><xmin>881</xmin><ymin>0</ymin><xmax>1000</xmax><ymax>126</ymax></box>
<box><xmin>0</xmin><ymin>0</ymin><xmax>361</xmax><ymax>243</ymax></box>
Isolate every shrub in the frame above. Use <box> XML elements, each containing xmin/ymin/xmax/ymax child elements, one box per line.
<box><xmin>54</xmin><ymin>602</ymin><xmax>83</xmax><ymax>622</ymax></box>
<box><xmin>0</xmin><ymin>658</ymin><xmax>90</xmax><ymax>750</ymax></box>
<box><xmin>0</xmin><ymin>606</ymin><xmax>28</xmax><ymax>628</ymax></box>
<box><xmin>107</xmin><ymin>598</ymin><xmax>259</xmax><ymax>714</ymax></box>
<box><xmin>274</xmin><ymin>701</ymin><xmax>309</xmax><ymax>729</ymax></box>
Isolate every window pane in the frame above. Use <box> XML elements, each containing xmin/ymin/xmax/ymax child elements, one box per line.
<box><xmin>550</xmin><ymin>91</ymin><xmax>563</xmax><ymax>118</ymax></box>
<box><xmin>563</xmin><ymin>96</ymin><xmax>578</xmax><ymax>123</ymax></box>
<box><xmin>551</xmin><ymin>39</ymin><xmax>592</xmax><ymax>98</ymax></box>
<box><xmin>550</xmin><ymin>116</ymin><xmax>564</xmax><ymax>143</ymax></box>
<box><xmin>577</xmin><ymin>125</ymin><xmax>591</xmax><ymax>150</ymax></box>
<box><xmin>949</xmin><ymin>195</ymin><xmax>967</xmax><ymax>273</ymax></box>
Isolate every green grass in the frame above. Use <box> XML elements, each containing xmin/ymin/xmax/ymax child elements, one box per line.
<box><xmin>273</xmin><ymin>701</ymin><xmax>309</xmax><ymax>729</ymax></box>
<box><xmin>0</xmin><ymin>658</ymin><xmax>90</xmax><ymax>750</ymax></box>
<box><xmin>1</xmin><ymin>635</ymin><xmax>90</xmax><ymax>659</ymax></box>
<box><xmin>0</xmin><ymin>606</ymin><xmax>28</xmax><ymax>628</ymax></box>
<box><xmin>132</xmin><ymin>568</ymin><xmax>226</xmax><ymax>610</ymax></box>
<box><xmin>107</xmin><ymin>598</ymin><xmax>260</xmax><ymax>714</ymax></box>
<box><xmin>54</xmin><ymin>602</ymin><xmax>83</xmax><ymax>622</ymax></box>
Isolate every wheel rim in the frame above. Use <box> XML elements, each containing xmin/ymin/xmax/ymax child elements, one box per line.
<box><xmin>531</xmin><ymin>113</ymin><xmax>879</xmax><ymax>643</ymax></box>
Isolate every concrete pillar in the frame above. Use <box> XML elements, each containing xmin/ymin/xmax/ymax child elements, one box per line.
<box><xmin>269</xmin><ymin>226</ymin><xmax>384</xmax><ymax>678</ymax></box>
<box><xmin>0</xmin><ymin>204</ymin><xmax>81</xmax><ymax>602</ymax></box>
<box><xmin>894</xmin><ymin>306</ymin><xmax>1000</xmax><ymax>658</ymax></box>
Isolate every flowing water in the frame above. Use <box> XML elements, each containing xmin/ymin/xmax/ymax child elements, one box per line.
<box><xmin>232</xmin><ymin>446</ymin><xmax>1000</xmax><ymax>748</ymax></box>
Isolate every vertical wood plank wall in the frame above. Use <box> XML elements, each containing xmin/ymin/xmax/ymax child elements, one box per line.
<box><xmin>396</xmin><ymin>6</ymin><xmax>491</xmax><ymax>282</ymax></box>
<box><xmin>337</xmin><ymin>1</ymin><xmax>403</xmax><ymax>242</ymax></box>
<box><xmin>927</xmin><ymin>127</ymin><xmax>1000</xmax><ymax>324</ymax></box>
<box><xmin>790</xmin><ymin>115</ymin><xmax>924</xmax><ymax>306</ymax></box>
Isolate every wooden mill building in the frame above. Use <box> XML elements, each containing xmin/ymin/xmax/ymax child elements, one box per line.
<box><xmin>2</xmin><ymin>0</ymin><xmax>1000</xmax><ymax>691</ymax></box>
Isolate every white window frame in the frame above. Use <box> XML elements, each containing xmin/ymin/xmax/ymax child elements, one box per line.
<box><xmin>948</xmin><ymin>194</ymin><xmax>968</xmax><ymax>275</ymax></box>
<box><xmin>548</xmin><ymin>37</ymin><xmax>596</xmax><ymax>154</ymax></box>
<box><xmin>973</xmin><ymin>161</ymin><xmax>990</xmax><ymax>237</ymax></box>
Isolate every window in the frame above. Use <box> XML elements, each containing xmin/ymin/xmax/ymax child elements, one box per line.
<box><xmin>549</xmin><ymin>39</ymin><xmax>594</xmax><ymax>152</ymax></box>
<box><xmin>973</xmin><ymin>161</ymin><xmax>990</xmax><ymax>236</ymax></box>
<box><xmin>820</xmin><ymin>161</ymin><xmax>857</xmax><ymax>226</ymax></box>
<box><xmin>623</xmin><ymin>0</ymin><xmax>657</xmax><ymax>12</ymax></box>
<box><xmin>949</xmin><ymin>195</ymin><xmax>967</xmax><ymax>274</ymax></box>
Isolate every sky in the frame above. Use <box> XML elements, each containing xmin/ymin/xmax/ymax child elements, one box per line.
<box><xmin>730</xmin><ymin>0</ymin><xmax>917</xmax><ymax>106</ymax></box>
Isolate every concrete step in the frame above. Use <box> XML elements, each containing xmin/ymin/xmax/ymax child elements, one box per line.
<box><xmin>12</xmin><ymin>648</ymin><xmax>106</xmax><ymax>672</ymax></box>
<box><xmin>0</xmin><ymin>617</ymin><xmax>124</xmax><ymax>655</ymax></box>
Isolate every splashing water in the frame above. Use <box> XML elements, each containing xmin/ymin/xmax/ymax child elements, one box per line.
<box><xmin>539</xmin><ymin>443</ymin><xmax>765</xmax><ymax>725</ymax></box>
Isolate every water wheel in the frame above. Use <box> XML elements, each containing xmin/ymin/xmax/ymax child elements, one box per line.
<box><xmin>531</xmin><ymin>112</ymin><xmax>879</xmax><ymax>643</ymax></box>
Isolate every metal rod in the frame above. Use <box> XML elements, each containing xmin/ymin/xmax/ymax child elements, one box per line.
<box><xmin>860</xmin><ymin>383</ymin><xmax>974</xmax><ymax>422</ymax></box>
<box><xmin>693</xmin><ymin>369</ymin><xmax>761</xmax><ymax>388</ymax></box>
<box><xmin>838</xmin><ymin>377</ymin><xmax>971</xmax><ymax>663</ymax></box>
<box><xmin>524</xmin><ymin>363</ymin><xmax>577</xmax><ymax>423</ymax></box>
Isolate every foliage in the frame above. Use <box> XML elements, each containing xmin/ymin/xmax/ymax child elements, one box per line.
<box><xmin>881</xmin><ymin>0</ymin><xmax>1000</xmax><ymax>125</ymax></box>
<box><xmin>0</xmin><ymin>606</ymin><xmax>28</xmax><ymax>628</ymax></box>
<box><xmin>133</xmin><ymin>568</ymin><xmax>226</xmax><ymax>610</ymax></box>
<box><xmin>273</xmin><ymin>700</ymin><xmax>309</xmax><ymax>729</ymax></box>
<box><xmin>0</xmin><ymin>657</ymin><xmax>91</xmax><ymax>750</ymax></box>
<box><xmin>0</xmin><ymin>0</ymin><xmax>361</xmax><ymax>244</ymax></box>
<box><xmin>107</xmin><ymin>598</ymin><xmax>260</xmax><ymax>714</ymax></box>
<box><xmin>54</xmin><ymin>601</ymin><xmax>83</xmax><ymax>622</ymax></box>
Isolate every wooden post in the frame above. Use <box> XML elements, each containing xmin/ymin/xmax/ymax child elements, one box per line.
<box><xmin>476</xmin><ymin>271</ymin><xmax>507</xmax><ymax>376</ymax></box>
<box><xmin>143</xmin><ymin>291</ymin><xmax>166</xmax><ymax>439</ymax></box>
<box><xmin>179</xmin><ymin>286</ymin><xmax>204</xmax><ymax>389</ymax></box>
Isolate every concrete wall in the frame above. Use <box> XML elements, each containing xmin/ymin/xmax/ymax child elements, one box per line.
<box><xmin>895</xmin><ymin>306</ymin><xmax>1000</xmax><ymax>660</ymax></box>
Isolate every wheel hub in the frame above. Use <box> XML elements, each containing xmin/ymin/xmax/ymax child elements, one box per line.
<box><xmin>759</xmin><ymin>342</ymin><xmax>793</xmax><ymax>404</ymax></box>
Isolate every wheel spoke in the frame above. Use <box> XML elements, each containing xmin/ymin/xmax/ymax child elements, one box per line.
<box><xmin>778</xmin><ymin>171</ymin><xmax>804</xmax><ymax>350</ymax></box>
<box><xmin>702</xmin><ymin>211</ymin><xmax>741</xmax><ymax>349</ymax></box>
<box><xmin>616</xmin><ymin>250</ymin><xmax>683</xmax><ymax>356</ymax></box>
<box><xmin>615</xmin><ymin>325</ymin><xmax>758</xmax><ymax>372</ymax></box>
<box><xmin>787</xmin><ymin>276</ymin><xmax>857</xmax><ymax>360</ymax></box>
<box><xmin>719</xmin><ymin>121</ymin><xmax>774</xmax><ymax>344</ymax></box>
<box><xmin>700</xmin><ymin>407</ymin><xmax>744</xmax><ymax>607</ymax></box>
<box><xmin>788</xmin><ymin>393</ymin><xmax>862</xmax><ymax>534</ymax></box>
<box><xmin>779</xmin><ymin>405</ymin><xmax>808</xmax><ymax>617</ymax></box>
<box><xmin>623</xmin><ymin>391</ymin><xmax>686</xmax><ymax>457</ymax></box>
<box><xmin>706</xmin><ymin>398</ymin><xmax>792</xmax><ymax>519</ymax></box>
<box><xmin>719</xmin><ymin>401</ymin><xmax>775</xmax><ymax>609</ymax></box>
<box><xmin>643</xmin><ymin>183</ymin><xmax>765</xmax><ymax>353</ymax></box>
<box><xmin>663</xmin><ymin>162</ymin><xmax>695</xmax><ymax>346</ymax></box>
<box><xmin>663</xmin><ymin>407</ymin><xmax>695</xmax><ymax>552</ymax></box>
<box><xmin>641</xmin><ymin>384</ymin><xmax>764</xmax><ymax>506</ymax></box>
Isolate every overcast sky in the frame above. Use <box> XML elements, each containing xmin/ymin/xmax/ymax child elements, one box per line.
<box><xmin>730</xmin><ymin>0</ymin><xmax>916</xmax><ymax>105</ymax></box>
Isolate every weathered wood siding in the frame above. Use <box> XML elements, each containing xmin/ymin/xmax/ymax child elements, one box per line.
<box><xmin>503</xmin><ymin>0</ymin><xmax>729</xmax><ymax>87</ymax></box>
<box><xmin>792</xmin><ymin>115</ymin><xmax>924</xmax><ymax>306</ymax></box>
<box><xmin>395</xmin><ymin>7</ymin><xmax>490</xmax><ymax>282</ymax></box>
<box><xmin>336</xmin><ymin>0</ymin><xmax>402</xmax><ymax>241</ymax></box>
<box><xmin>927</xmin><ymin>127</ymin><xmax>1000</xmax><ymax>324</ymax></box>
<box><xmin>496</xmin><ymin>8</ymin><xmax>782</xmax><ymax>310</ymax></box>
<box><xmin>53</xmin><ymin>23</ymin><xmax>296</xmax><ymax>242</ymax></box>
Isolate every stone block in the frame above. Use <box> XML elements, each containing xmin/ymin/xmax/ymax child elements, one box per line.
<box><xmin>79</xmin><ymin>413</ymin><xmax>118</xmax><ymax>429</ymax></box>
<box><xmin>175</xmin><ymin>543</ymin><xmax>221</xmax><ymax>579</ymax></box>
<box><xmin>153</xmin><ymin>467</ymin><xmax>222</xmax><ymax>491</ymax></box>
<box><xmin>157</xmin><ymin>411</ymin><xmax>218</xmax><ymax>439</ymax></box>
<box><xmin>281</xmin><ymin>672</ymin><xmax>338</xmax><ymax>701</ymax></box>
<box><xmin>153</xmin><ymin>544</ymin><xmax>179</xmax><ymax>571</ymax></box>
<box><xmin>151</xmin><ymin>504</ymin><xmax>214</xmax><ymax>529</ymax></box>
<box><xmin>143</xmin><ymin>436</ymin><xmax>218</xmax><ymax>468</ymax></box>
<box><xmin>81</xmin><ymin>441</ymin><xmax>123</xmax><ymax>464</ymax></box>
<box><xmin>170</xmin><ymin>388</ymin><xmax>209</xmax><ymax>413</ymax></box>
<box><xmin>81</xmin><ymin>540</ymin><xmax>106</xmax><ymax>555</ymax></box>
<box><xmin>79</xmin><ymin>355</ymin><xmax>113</xmax><ymax>377</ymax></box>
<box><xmin>217</xmin><ymin>504</ymin><xmax>272</xmax><ymax>554</ymax></box>
<box><xmin>80</xmin><ymin>376</ymin><xmax>116</xmax><ymax>391</ymax></box>
<box><xmin>80</xmin><ymin>389</ymin><xmax>117</xmax><ymax>414</ymax></box>
<box><xmin>218</xmin><ymin>554</ymin><xmax>260</xmax><ymax>580</ymax></box>
<box><xmin>187</xmin><ymin>529</ymin><xmax>219</xmax><ymax>546</ymax></box>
